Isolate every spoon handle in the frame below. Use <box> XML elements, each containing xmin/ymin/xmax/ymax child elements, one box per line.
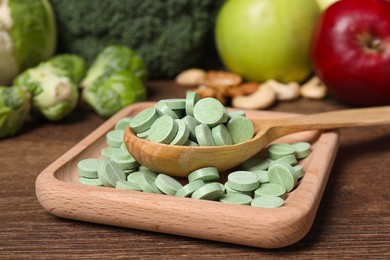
<box><xmin>257</xmin><ymin>106</ymin><xmax>390</xmax><ymax>137</ymax></box>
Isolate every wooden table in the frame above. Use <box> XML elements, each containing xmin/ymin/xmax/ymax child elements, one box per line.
<box><xmin>1</xmin><ymin>81</ymin><xmax>389</xmax><ymax>258</ymax></box>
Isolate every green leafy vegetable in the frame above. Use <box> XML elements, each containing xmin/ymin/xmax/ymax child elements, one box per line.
<box><xmin>0</xmin><ymin>85</ymin><xmax>31</xmax><ymax>138</ymax></box>
<box><xmin>81</xmin><ymin>46</ymin><xmax>147</xmax><ymax>118</ymax></box>
<box><xmin>13</xmin><ymin>54</ymin><xmax>86</xmax><ymax>121</ymax></box>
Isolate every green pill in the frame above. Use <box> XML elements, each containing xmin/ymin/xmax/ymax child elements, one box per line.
<box><xmin>161</xmin><ymin>98</ymin><xmax>186</xmax><ymax>110</ymax></box>
<box><xmin>130</xmin><ymin>108</ymin><xmax>160</xmax><ymax>133</ymax></box>
<box><xmin>136</xmin><ymin>129</ymin><xmax>150</xmax><ymax>139</ymax></box>
<box><xmin>115</xmin><ymin>117</ymin><xmax>132</xmax><ymax>130</ymax></box>
<box><xmin>252</xmin><ymin>170</ymin><xmax>269</xmax><ymax>183</ymax></box>
<box><xmin>254</xmin><ymin>183</ymin><xmax>286</xmax><ymax>199</ymax></box>
<box><xmin>106</xmin><ymin>130</ymin><xmax>125</xmax><ymax>148</ymax></box>
<box><xmin>98</xmin><ymin>160</ymin><xmax>126</xmax><ymax>187</ymax></box>
<box><xmin>193</xmin><ymin>97</ymin><xmax>227</xmax><ymax>126</ymax></box>
<box><xmin>101</xmin><ymin>147</ymin><xmax>121</xmax><ymax>160</ymax></box>
<box><xmin>219</xmin><ymin>193</ymin><xmax>252</xmax><ymax>205</ymax></box>
<box><xmin>175</xmin><ymin>180</ymin><xmax>205</xmax><ymax>197</ymax></box>
<box><xmin>212</xmin><ymin>124</ymin><xmax>233</xmax><ymax>146</ymax></box>
<box><xmin>111</xmin><ymin>151</ymin><xmax>139</xmax><ymax>170</ymax></box>
<box><xmin>242</xmin><ymin>157</ymin><xmax>274</xmax><ymax>171</ymax></box>
<box><xmin>269</xmin><ymin>154</ymin><xmax>298</xmax><ymax>166</ymax></box>
<box><xmin>115</xmin><ymin>180</ymin><xmax>142</xmax><ymax>191</ymax></box>
<box><xmin>148</xmin><ymin>115</ymin><xmax>178</xmax><ymax>144</ymax></box>
<box><xmin>185</xmin><ymin>91</ymin><xmax>200</xmax><ymax>116</ymax></box>
<box><xmin>292</xmin><ymin>142</ymin><xmax>311</xmax><ymax>159</ymax></box>
<box><xmin>188</xmin><ymin>167</ymin><xmax>219</xmax><ymax>182</ymax></box>
<box><xmin>79</xmin><ymin>177</ymin><xmax>103</xmax><ymax>186</ymax></box>
<box><xmin>251</xmin><ymin>196</ymin><xmax>284</xmax><ymax>208</ymax></box>
<box><xmin>195</xmin><ymin>124</ymin><xmax>215</xmax><ymax>146</ymax></box>
<box><xmin>268</xmin><ymin>162</ymin><xmax>297</xmax><ymax>192</ymax></box>
<box><xmin>127</xmin><ymin>170</ymin><xmax>158</xmax><ymax>184</ymax></box>
<box><xmin>138</xmin><ymin>172</ymin><xmax>162</xmax><ymax>194</ymax></box>
<box><xmin>182</xmin><ymin>115</ymin><xmax>199</xmax><ymax>141</ymax></box>
<box><xmin>170</xmin><ymin>119</ymin><xmax>190</xmax><ymax>145</ymax></box>
<box><xmin>224</xmin><ymin>181</ymin><xmax>254</xmax><ymax>197</ymax></box>
<box><xmin>155</xmin><ymin>100</ymin><xmax>179</xmax><ymax>119</ymax></box>
<box><xmin>126</xmin><ymin>171</ymin><xmax>144</xmax><ymax>183</ymax></box>
<box><xmin>77</xmin><ymin>158</ymin><xmax>103</xmax><ymax>178</ymax></box>
<box><xmin>293</xmin><ymin>165</ymin><xmax>305</xmax><ymax>179</ymax></box>
<box><xmin>267</xmin><ymin>143</ymin><xmax>296</xmax><ymax>160</ymax></box>
<box><xmin>154</xmin><ymin>174</ymin><xmax>183</xmax><ymax>195</ymax></box>
<box><xmin>226</xmin><ymin>116</ymin><xmax>254</xmax><ymax>144</ymax></box>
<box><xmin>227</xmin><ymin>171</ymin><xmax>260</xmax><ymax>192</ymax></box>
<box><xmin>120</xmin><ymin>142</ymin><xmax>129</xmax><ymax>154</ymax></box>
<box><xmin>191</xmin><ymin>182</ymin><xmax>225</xmax><ymax>200</ymax></box>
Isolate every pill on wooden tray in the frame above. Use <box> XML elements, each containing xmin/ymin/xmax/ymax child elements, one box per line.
<box><xmin>77</xmin><ymin>158</ymin><xmax>103</xmax><ymax>178</ymax></box>
<box><xmin>98</xmin><ymin>160</ymin><xmax>126</xmax><ymax>187</ymax></box>
<box><xmin>268</xmin><ymin>162</ymin><xmax>297</xmax><ymax>192</ymax></box>
<box><xmin>154</xmin><ymin>174</ymin><xmax>183</xmax><ymax>195</ymax></box>
<box><xmin>175</xmin><ymin>180</ymin><xmax>205</xmax><ymax>198</ymax></box>
<box><xmin>227</xmin><ymin>171</ymin><xmax>260</xmax><ymax>192</ymax></box>
<box><xmin>292</xmin><ymin>142</ymin><xmax>311</xmax><ymax>159</ymax></box>
<box><xmin>267</xmin><ymin>143</ymin><xmax>296</xmax><ymax>160</ymax></box>
<box><xmin>219</xmin><ymin>193</ymin><xmax>252</xmax><ymax>205</ymax></box>
<box><xmin>115</xmin><ymin>117</ymin><xmax>132</xmax><ymax>130</ymax></box>
<box><xmin>254</xmin><ymin>183</ymin><xmax>286</xmax><ymax>199</ymax></box>
<box><xmin>251</xmin><ymin>196</ymin><xmax>285</xmax><ymax>208</ymax></box>
<box><xmin>191</xmin><ymin>182</ymin><xmax>225</xmax><ymax>200</ymax></box>
<box><xmin>188</xmin><ymin>167</ymin><xmax>220</xmax><ymax>182</ymax></box>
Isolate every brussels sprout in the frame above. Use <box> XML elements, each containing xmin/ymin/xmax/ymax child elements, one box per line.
<box><xmin>13</xmin><ymin>54</ymin><xmax>86</xmax><ymax>121</ymax></box>
<box><xmin>82</xmin><ymin>71</ymin><xmax>146</xmax><ymax>118</ymax></box>
<box><xmin>80</xmin><ymin>45</ymin><xmax>148</xmax><ymax>88</ymax></box>
<box><xmin>0</xmin><ymin>85</ymin><xmax>31</xmax><ymax>138</ymax></box>
<box><xmin>0</xmin><ymin>0</ymin><xmax>56</xmax><ymax>85</ymax></box>
<box><xmin>81</xmin><ymin>45</ymin><xmax>148</xmax><ymax>118</ymax></box>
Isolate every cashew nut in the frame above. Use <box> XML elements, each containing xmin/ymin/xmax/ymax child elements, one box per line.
<box><xmin>192</xmin><ymin>85</ymin><xmax>227</xmax><ymax>105</ymax></box>
<box><xmin>265</xmin><ymin>79</ymin><xmax>300</xmax><ymax>101</ymax></box>
<box><xmin>203</xmin><ymin>70</ymin><xmax>242</xmax><ymax>94</ymax></box>
<box><xmin>232</xmin><ymin>83</ymin><xmax>276</xmax><ymax>110</ymax></box>
<box><xmin>226</xmin><ymin>82</ymin><xmax>259</xmax><ymax>98</ymax></box>
<box><xmin>300</xmin><ymin>76</ymin><xmax>327</xmax><ymax>99</ymax></box>
<box><xmin>175</xmin><ymin>68</ymin><xmax>206</xmax><ymax>87</ymax></box>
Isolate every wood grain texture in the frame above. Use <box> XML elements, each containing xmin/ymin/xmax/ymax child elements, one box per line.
<box><xmin>1</xmin><ymin>81</ymin><xmax>389</xmax><ymax>258</ymax></box>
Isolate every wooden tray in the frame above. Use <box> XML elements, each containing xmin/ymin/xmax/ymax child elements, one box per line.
<box><xmin>35</xmin><ymin>102</ymin><xmax>339</xmax><ymax>249</ymax></box>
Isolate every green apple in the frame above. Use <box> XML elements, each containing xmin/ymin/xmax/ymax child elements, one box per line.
<box><xmin>215</xmin><ymin>0</ymin><xmax>320</xmax><ymax>83</ymax></box>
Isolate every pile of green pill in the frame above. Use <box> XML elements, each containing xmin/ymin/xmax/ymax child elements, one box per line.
<box><xmin>78</xmin><ymin>95</ymin><xmax>312</xmax><ymax>208</ymax></box>
<box><xmin>129</xmin><ymin>92</ymin><xmax>255</xmax><ymax>146</ymax></box>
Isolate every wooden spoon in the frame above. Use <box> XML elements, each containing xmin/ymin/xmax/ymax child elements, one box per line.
<box><xmin>124</xmin><ymin>106</ymin><xmax>390</xmax><ymax>177</ymax></box>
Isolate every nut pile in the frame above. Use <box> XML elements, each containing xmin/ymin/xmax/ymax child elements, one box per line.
<box><xmin>174</xmin><ymin>68</ymin><xmax>328</xmax><ymax>110</ymax></box>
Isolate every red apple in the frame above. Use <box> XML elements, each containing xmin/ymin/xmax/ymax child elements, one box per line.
<box><xmin>311</xmin><ymin>0</ymin><xmax>390</xmax><ymax>105</ymax></box>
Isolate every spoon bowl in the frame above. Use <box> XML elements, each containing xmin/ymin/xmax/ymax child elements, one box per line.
<box><xmin>124</xmin><ymin>106</ymin><xmax>390</xmax><ymax>177</ymax></box>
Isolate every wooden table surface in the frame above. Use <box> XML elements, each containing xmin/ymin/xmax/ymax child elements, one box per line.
<box><xmin>1</xmin><ymin>81</ymin><xmax>389</xmax><ymax>259</ymax></box>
